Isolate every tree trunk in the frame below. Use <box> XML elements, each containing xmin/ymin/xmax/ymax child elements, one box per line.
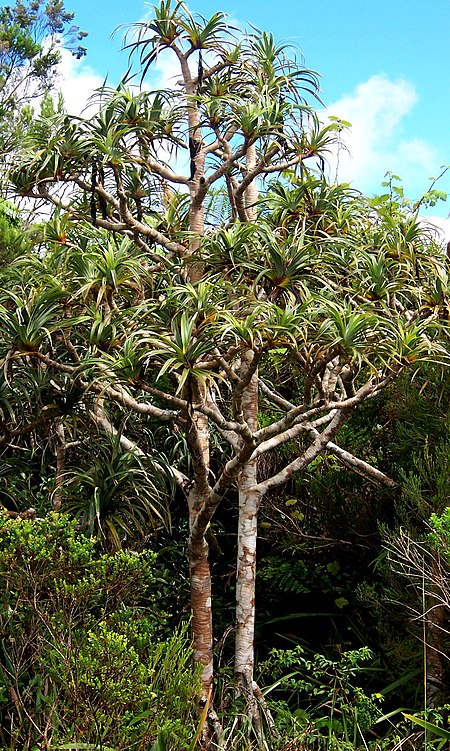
<box><xmin>235</xmin><ymin>469</ymin><xmax>261</xmax><ymax>722</ymax></box>
<box><xmin>235</xmin><ymin>348</ymin><xmax>261</xmax><ymax>730</ymax></box>
<box><xmin>52</xmin><ymin>418</ymin><xmax>65</xmax><ymax>510</ymax></box>
<box><xmin>233</xmin><ymin>147</ymin><xmax>261</xmax><ymax>727</ymax></box>
<box><xmin>189</xmin><ymin>518</ymin><xmax>214</xmax><ymax>698</ymax></box>
<box><xmin>177</xmin><ymin>53</ymin><xmax>216</xmax><ymax>709</ymax></box>
<box><xmin>244</xmin><ymin>143</ymin><xmax>258</xmax><ymax>223</ymax></box>
<box><xmin>186</xmin><ymin>396</ymin><xmax>214</xmax><ymax>704</ymax></box>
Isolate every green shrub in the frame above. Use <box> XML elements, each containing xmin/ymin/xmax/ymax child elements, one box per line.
<box><xmin>0</xmin><ymin>512</ymin><xmax>199</xmax><ymax>750</ymax></box>
<box><xmin>259</xmin><ymin>645</ymin><xmax>383</xmax><ymax>750</ymax></box>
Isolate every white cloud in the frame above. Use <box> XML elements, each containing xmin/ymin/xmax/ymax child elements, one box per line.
<box><xmin>324</xmin><ymin>75</ymin><xmax>437</xmax><ymax>198</ymax></box>
<box><xmin>425</xmin><ymin>216</ymin><xmax>450</xmax><ymax>245</ymax></box>
<box><xmin>54</xmin><ymin>48</ymin><xmax>104</xmax><ymax>116</ymax></box>
<box><xmin>396</xmin><ymin>138</ymin><xmax>435</xmax><ymax>172</ymax></box>
<box><xmin>151</xmin><ymin>49</ymin><xmax>186</xmax><ymax>90</ymax></box>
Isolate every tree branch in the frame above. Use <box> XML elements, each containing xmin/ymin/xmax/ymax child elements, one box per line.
<box><xmin>90</xmin><ymin>396</ymin><xmax>190</xmax><ymax>493</ymax></box>
<box><xmin>255</xmin><ymin>407</ymin><xmax>352</xmax><ymax>495</ymax></box>
<box><xmin>322</xmin><ymin>435</ymin><xmax>399</xmax><ymax>488</ymax></box>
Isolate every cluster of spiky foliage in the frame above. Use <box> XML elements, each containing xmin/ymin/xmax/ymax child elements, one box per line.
<box><xmin>0</xmin><ymin>0</ymin><xmax>448</xmax><ymax>746</ymax></box>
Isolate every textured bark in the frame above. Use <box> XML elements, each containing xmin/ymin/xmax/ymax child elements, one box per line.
<box><xmin>234</xmin><ymin>348</ymin><xmax>261</xmax><ymax>731</ymax></box>
<box><xmin>174</xmin><ymin>50</ymin><xmax>215</xmax><ymax>705</ymax></box>
<box><xmin>177</xmin><ymin>48</ymin><xmax>206</xmax><ymax>281</ymax></box>
<box><xmin>233</xmin><ymin>149</ymin><xmax>261</xmax><ymax>725</ymax></box>
<box><xmin>189</xmin><ymin>199</ymin><xmax>205</xmax><ymax>282</ymax></box>
<box><xmin>235</xmin><ymin>469</ymin><xmax>260</xmax><ymax>722</ymax></box>
<box><xmin>186</xmin><ymin>392</ymin><xmax>214</xmax><ymax>701</ymax></box>
<box><xmin>52</xmin><ymin>418</ymin><xmax>65</xmax><ymax>511</ymax></box>
<box><xmin>189</xmin><ymin>519</ymin><xmax>214</xmax><ymax>696</ymax></box>
<box><xmin>244</xmin><ymin>144</ymin><xmax>258</xmax><ymax>223</ymax></box>
<box><xmin>185</xmin><ymin>376</ymin><xmax>211</xmax><ymax>484</ymax></box>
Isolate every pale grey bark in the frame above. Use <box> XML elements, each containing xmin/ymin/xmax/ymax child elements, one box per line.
<box><xmin>256</xmin><ymin>408</ymin><xmax>353</xmax><ymax>495</ymax></box>
<box><xmin>234</xmin><ymin>348</ymin><xmax>262</xmax><ymax>733</ymax></box>
<box><xmin>233</xmin><ymin>148</ymin><xmax>263</xmax><ymax>734</ymax></box>
<box><xmin>324</xmin><ymin>438</ymin><xmax>398</xmax><ymax>488</ymax></box>
<box><xmin>52</xmin><ymin>418</ymin><xmax>66</xmax><ymax>511</ymax></box>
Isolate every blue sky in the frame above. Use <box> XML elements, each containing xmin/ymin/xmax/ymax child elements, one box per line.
<box><xmin>59</xmin><ymin>0</ymin><xmax>449</xmax><ymax>227</ymax></box>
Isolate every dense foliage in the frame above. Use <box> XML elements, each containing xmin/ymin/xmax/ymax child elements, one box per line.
<box><xmin>0</xmin><ymin>513</ymin><xmax>199</xmax><ymax>749</ymax></box>
<box><xmin>0</xmin><ymin>1</ymin><xmax>449</xmax><ymax>749</ymax></box>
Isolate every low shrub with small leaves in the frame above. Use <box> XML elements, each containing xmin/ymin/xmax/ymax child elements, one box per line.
<box><xmin>0</xmin><ymin>512</ymin><xmax>199</xmax><ymax>750</ymax></box>
<box><xmin>259</xmin><ymin>645</ymin><xmax>383</xmax><ymax>750</ymax></box>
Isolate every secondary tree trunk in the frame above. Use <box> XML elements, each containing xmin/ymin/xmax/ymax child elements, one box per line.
<box><xmin>244</xmin><ymin>144</ymin><xmax>258</xmax><ymax>223</ymax></box>
<box><xmin>235</xmin><ymin>348</ymin><xmax>261</xmax><ymax>729</ymax></box>
<box><xmin>235</xmin><ymin>468</ymin><xmax>261</xmax><ymax>720</ymax></box>
<box><xmin>52</xmin><ymin>418</ymin><xmax>65</xmax><ymax>510</ymax></box>
<box><xmin>234</xmin><ymin>146</ymin><xmax>261</xmax><ymax>722</ymax></box>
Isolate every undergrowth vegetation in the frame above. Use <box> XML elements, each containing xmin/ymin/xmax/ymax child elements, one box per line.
<box><xmin>0</xmin><ymin>514</ymin><xmax>199</xmax><ymax>750</ymax></box>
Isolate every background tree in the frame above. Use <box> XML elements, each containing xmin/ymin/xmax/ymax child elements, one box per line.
<box><xmin>0</xmin><ymin>0</ymin><xmax>87</xmax><ymax>157</ymax></box>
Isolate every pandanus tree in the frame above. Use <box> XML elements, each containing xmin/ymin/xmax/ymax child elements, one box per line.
<box><xmin>5</xmin><ymin>1</ymin><xmax>450</xmax><ymax>743</ymax></box>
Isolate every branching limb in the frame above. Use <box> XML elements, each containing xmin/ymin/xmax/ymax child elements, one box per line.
<box><xmin>132</xmin><ymin>155</ymin><xmax>190</xmax><ymax>185</ymax></box>
<box><xmin>0</xmin><ymin>407</ymin><xmax>61</xmax><ymax>448</ymax></box>
<box><xmin>258</xmin><ymin>378</ymin><xmax>293</xmax><ymax>411</ymax></box>
<box><xmin>255</xmin><ymin>372</ymin><xmax>396</xmax><ymax>444</ymax></box>
<box><xmin>91</xmin><ymin>396</ymin><xmax>190</xmax><ymax>493</ymax></box>
<box><xmin>314</xmin><ymin>430</ymin><xmax>399</xmax><ymax>488</ymax></box>
<box><xmin>252</xmin><ymin>411</ymin><xmax>335</xmax><ymax>460</ymax></box>
<box><xmin>256</xmin><ymin>407</ymin><xmax>353</xmax><ymax>495</ymax></box>
<box><xmin>233</xmin><ymin>349</ymin><xmax>261</xmax><ymax>426</ymax></box>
